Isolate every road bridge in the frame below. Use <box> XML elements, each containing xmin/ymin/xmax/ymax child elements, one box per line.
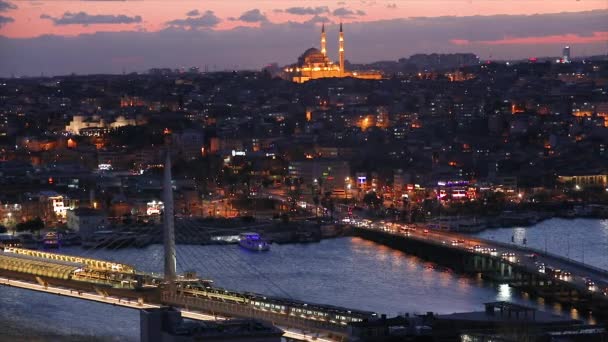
<box><xmin>350</xmin><ymin>219</ymin><xmax>608</xmax><ymax>318</ymax></box>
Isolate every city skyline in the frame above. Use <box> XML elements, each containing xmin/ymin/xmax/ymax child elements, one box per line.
<box><xmin>0</xmin><ymin>1</ymin><xmax>606</xmax><ymax>76</ymax></box>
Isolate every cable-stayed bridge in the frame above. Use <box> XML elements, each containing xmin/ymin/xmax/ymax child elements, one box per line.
<box><xmin>0</xmin><ymin>135</ymin><xmax>374</xmax><ymax>341</ymax></box>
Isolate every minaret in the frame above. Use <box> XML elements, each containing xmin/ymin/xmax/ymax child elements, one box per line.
<box><xmin>163</xmin><ymin>129</ymin><xmax>177</xmax><ymax>283</ymax></box>
<box><xmin>339</xmin><ymin>22</ymin><xmax>345</xmax><ymax>76</ymax></box>
<box><xmin>321</xmin><ymin>23</ymin><xmax>327</xmax><ymax>56</ymax></box>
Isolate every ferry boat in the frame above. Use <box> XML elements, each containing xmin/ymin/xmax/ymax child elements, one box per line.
<box><xmin>42</xmin><ymin>231</ymin><xmax>60</xmax><ymax>248</ymax></box>
<box><xmin>238</xmin><ymin>232</ymin><xmax>269</xmax><ymax>252</ymax></box>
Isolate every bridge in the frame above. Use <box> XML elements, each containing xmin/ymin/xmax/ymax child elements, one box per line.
<box><xmin>3</xmin><ymin>133</ymin><xmax>608</xmax><ymax>339</ymax></box>
<box><xmin>0</xmin><ymin>136</ymin><xmax>374</xmax><ymax>342</ymax></box>
<box><xmin>350</xmin><ymin>218</ymin><xmax>608</xmax><ymax>318</ymax></box>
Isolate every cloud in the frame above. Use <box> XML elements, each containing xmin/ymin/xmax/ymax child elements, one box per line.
<box><xmin>0</xmin><ymin>15</ymin><xmax>13</xmax><ymax>26</ymax></box>
<box><xmin>2</xmin><ymin>10</ymin><xmax>607</xmax><ymax>77</ymax></box>
<box><xmin>278</xmin><ymin>6</ymin><xmax>330</xmax><ymax>16</ymax></box>
<box><xmin>451</xmin><ymin>32</ymin><xmax>608</xmax><ymax>46</ymax></box>
<box><xmin>0</xmin><ymin>0</ymin><xmax>16</xmax><ymax>12</ymax></box>
<box><xmin>40</xmin><ymin>11</ymin><xmax>142</xmax><ymax>26</ymax></box>
<box><xmin>304</xmin><ymin>15</ymin><xmax>331</xmax><ymax>25</ymax></box>
<box><xmin>332</xmin><ymin>7</ymin><xmax>366</xmax><ymax>18</ymax></box>
<box><xmin>236</xmin><ymin>9</ymin><xmax>267</xmax><ymax>23</ymax></box>
<box><xmin>386</xmin><ymin>3</ymin><xmax>397</xmax><ymax>9</ymax></box>
<box><xmin>186</xmin><ymin>9</ymin><xmax>200</xmax><ymax>17</ymax></box>
<box><xmin>166</xmin><ymin>10</ymin><xmax>220</xmax><ymax>29</ymax></box>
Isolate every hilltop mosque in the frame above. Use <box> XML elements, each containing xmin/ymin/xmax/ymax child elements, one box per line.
<box><xmin>283</xmin><ymin>23</ymin><xmax>383</xmax><ymax>83</ymax></box>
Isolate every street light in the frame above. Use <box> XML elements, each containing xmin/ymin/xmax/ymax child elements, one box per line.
<box><xmin>345</xmin><ymin>177</ymin><xmax>351</xmax><ymax>200</ymax></box>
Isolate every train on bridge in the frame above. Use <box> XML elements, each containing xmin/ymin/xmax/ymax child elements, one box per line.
<box><xmin>177</xmin><ymin>281</ymin><xmax>377</xmax><ymax>326</ymax></box>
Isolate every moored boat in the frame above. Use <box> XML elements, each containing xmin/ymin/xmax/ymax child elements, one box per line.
<box><xmin>238</xmin><ymin>232</ymin><xmax>269</xmax><ymax>251</ymax></box>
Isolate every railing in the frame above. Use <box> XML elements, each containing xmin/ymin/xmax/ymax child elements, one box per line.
<box><xmin>458</xmin><ymin>236</ymin><xmax>608</xmax><ymax>279</ymax></box>
<box><xmin>356</xmin><ymin>225</ymin><xmax>608</xmax><ymax>280</ymax></box>
<box><xmin>161</xmin><ymin>291</ymin><xmax>348</xmax><ymax>336</ymax></box>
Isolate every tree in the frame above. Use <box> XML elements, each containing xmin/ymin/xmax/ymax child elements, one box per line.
<box><xmin>0</xmin><ymin>225</ymin><xmax>7</xmax><ymax>234</ymax></box>
<box><xmin>363</xmin><ymin>192</ymin><xmax>382</xmax><ymax>209</ymax></box>
<box><xmin>16</xmin><ymin>217</ymin><xmax>45</xmax><ymax>235</ymax></box>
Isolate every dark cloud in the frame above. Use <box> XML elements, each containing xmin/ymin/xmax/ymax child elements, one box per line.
<box><xmin>278</xmin><ymin>6</ymin><xmax>330</xmax><ymax>16</ymax></box>
<box><xmin>236</xmin><ymin>9</ymin><xmax>267</xmax><ymax>23</ymax></box>
<box><xmin>2</xmin><ymin>10</ymin><xmax>607</xmax><ymax>77</ymax></box>
<box><xmin>332</xmin><ymin>7</ymin><xmax>366</xmax><ymax>18</ymax></box>
<box><xmin>0</xmin><ymin>1</ymin><xmax>16</xmax><ymax>12</ymax></box>
<box><xmin>40</xmin><ymin>11</ymin><xmax>142</xmax><ymax>26</ymax></box>
<box><xmin>304</xmin><ymin>15</ymin><xmax>331</xmax><ymax>25</ymax></box>
<box><xmin>166</xmin><ymin>10</ymin><xmax>220</xmax><ymax>29</ymax></box>
<box><xmin>186</xmin><ymin>9</ymin><xmax>200</xmax><ymax>17</ymax></box>
<box><xmin>0</xmin><ymin>14</ymin><xmax>13</xmax><ymax>26</ymax></box>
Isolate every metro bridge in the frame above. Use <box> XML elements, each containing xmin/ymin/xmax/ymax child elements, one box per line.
<box><xmin>0</xmin><ymin>246</ymin><xmax>373</xmax><ymax>341</ymax></box>
<box><xmin>0</xmin><ymin>138</ymin><xmax>373</xmax><ymax>341</ymax></box>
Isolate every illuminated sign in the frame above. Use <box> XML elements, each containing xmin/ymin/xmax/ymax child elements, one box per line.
<box><xmin>98</xmin><ymin>164</ymin><xmax>112</xmax><ymax>171</ymax></box>
<box><xmin>147</xmin><ymin>200</ymin><xmax>164</xmax><ymax>215</ymax></box>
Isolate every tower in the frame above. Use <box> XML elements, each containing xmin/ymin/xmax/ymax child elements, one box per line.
<box><xmin>321</xmin><ymin>23</ymin><xmax>327</xmax><ymax>56</ymax></box>
<box><xmin>562</xmin><ymin>46</ymin><xmax>571</xmax><ymax>63</ymax></box>
<box><xmin>339</xmin><ymin>22</ymin><xmax>345</xmax><ymax>76</ymax></box>
<box><xmin>163</xmin><ymin>130</ymin><xmax>177</xmax><ymax>283</ymax></box>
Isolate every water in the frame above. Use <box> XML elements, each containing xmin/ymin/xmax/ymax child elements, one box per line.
<box><xmin>474</xmin><ymin>218</ymin><xmax>608</xmax><ymax>270</ymax></box>
<box><xmin>2</xmin><ymin>218</ymin><xmax>606</xmax><ymax>341</ymax></box>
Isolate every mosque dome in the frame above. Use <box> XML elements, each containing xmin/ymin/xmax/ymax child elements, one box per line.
<box><xmin>297</xmin><ymin>47</ymin><xmax>329</xmax><ymax>66</ymax></box>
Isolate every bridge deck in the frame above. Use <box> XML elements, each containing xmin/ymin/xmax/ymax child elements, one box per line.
<box><xmin>353</xmin><ymin>221</ymin><xmax>608</xmax><ymax>299</ymax></box>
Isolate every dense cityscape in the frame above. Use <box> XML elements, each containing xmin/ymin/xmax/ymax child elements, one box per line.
<box><xmin>2</xmin><ymin>1</ymin><xmax>608</xmax><ymax>342</ymax></box>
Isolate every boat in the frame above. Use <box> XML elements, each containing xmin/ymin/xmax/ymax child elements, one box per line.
<box><xmin>42</xmin><ymin>231</ymin><xmax>60</xmax><ymax>248</ymax></box>
<box><xmin>238</xmin><ymin>232</ymin><xmax>270</xmax><ymax>251</ymax></box>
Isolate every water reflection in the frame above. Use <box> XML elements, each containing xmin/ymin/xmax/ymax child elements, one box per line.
<box><xmin>497</xmin><ymin>283</ymin><xmax>512</xmax><ymax>302</ymax></box>
<box><xmin>2</xmin><ymin>235</ymin><xmax>595</xmax><ymax>341</ymax></box>
<box><xmin>475</xmin><ymin>218</ymin><xmax>608</xmax><ymax>270</ymax></box>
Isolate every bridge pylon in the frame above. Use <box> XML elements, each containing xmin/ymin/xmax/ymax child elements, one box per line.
<box><xmin>163</xmin><ymin>130</ymin><xmax>177</xmax><ymax>283</ymax></box>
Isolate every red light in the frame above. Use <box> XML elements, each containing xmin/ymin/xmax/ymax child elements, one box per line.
<box><xmin>48</xmin><ymin>177</ymin><xmax>53</xmax><ymax>184</ymax></box>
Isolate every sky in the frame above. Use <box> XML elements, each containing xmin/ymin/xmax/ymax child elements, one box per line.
<box><xmin>0</xmin><ymin>0</ymin><xmax>607</xmax><ymax>76</ymax></box>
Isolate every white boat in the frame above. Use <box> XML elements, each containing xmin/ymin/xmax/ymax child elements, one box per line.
<box><xmin>238</xmin><ymin>233</ymin><xmax>269</xmax><ymax>252</ymax></box>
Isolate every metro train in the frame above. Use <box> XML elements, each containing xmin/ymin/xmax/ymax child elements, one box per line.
<box><xmin>178</xmin><ymin>282</ymin><xmax>377</xmax><ymax>325</ymax></box>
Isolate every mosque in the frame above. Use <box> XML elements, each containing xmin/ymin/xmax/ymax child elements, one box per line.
<box><xmin>283</xmin><ymin>23</ymin><xmax>383</xmax><ymax>83</ymax></box>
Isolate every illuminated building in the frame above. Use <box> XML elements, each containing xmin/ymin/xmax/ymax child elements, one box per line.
<box><xmin>562</xmin><ymin>46</ymin><xmax>571</xmax><ymax>63</ymax></box>
<box><xmin>557</xmin><ymin>173</ymin><xmax>608</xmax><ymax>188</ymax></box>
<box><xmin>65</xmin><ymin>115</ymin><xmax>142</xmax><ymax>135</ymax></box>
<box><xmin>39</xmin><ymin>191</ymin><xmax>69</xmax><ymax>218</ymax></box>
<box><xmin>284</xmin><ymin>23</ymin><xmax>383</xmax><ymax>83</ymax></box>
<box><xmin>288</xmin><ymin>159</ymin><xmax>350</xmax><ymax>189</ymax></box>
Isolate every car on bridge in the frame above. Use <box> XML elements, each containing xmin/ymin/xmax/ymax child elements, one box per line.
<box><xmin>537</xmin><ymin>263</ymin><xmax>546</xmax><ymax>273</ymax></box>
<box><xmin>559</xmin><ymin>271</ymin><xmax>572</xmax><ymax>281</ymax></box>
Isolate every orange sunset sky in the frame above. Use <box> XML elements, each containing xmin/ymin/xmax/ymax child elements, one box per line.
<box><xmin>0</xmin><ymin>0</ymin><xmax>606</xmax><ymax>76</ymax></box>
<box><xmin>1</xmin><ymin>0</ymin><xmax>606</xmax><ymax>39</ymax></box>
